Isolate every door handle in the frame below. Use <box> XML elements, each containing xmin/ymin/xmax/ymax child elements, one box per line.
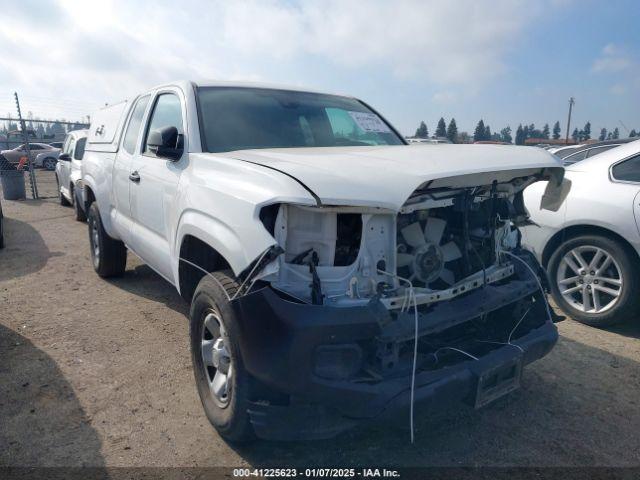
<box><xmin>129</xmin><ymin>171</ymin><xmax>140</xmax><ymax>183</ymax></box>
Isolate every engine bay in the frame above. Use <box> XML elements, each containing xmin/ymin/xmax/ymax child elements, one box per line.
<box><xmin>261</xmin><ymin>173</ymin><xmax>539</xmax><ymax>311</ymax></box>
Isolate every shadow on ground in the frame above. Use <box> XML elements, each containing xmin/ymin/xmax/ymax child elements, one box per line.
<box><xmin>230</xmin><ymin>335</ymin><xmax>640</xmax><ymax>467</ymax></box>
<box><xmin>107</xmin><ymin>264</ymin><xmax>188</xmax><ymax>315</ymax></box>
<box><xmin>607</xmin><ymin>321</ymin><xmax>640</xmax><ymax>340</ymax></box>
<box><xmin>0</xmin><ymin>217</ymin><xmax>61</xmax><ymax>282</ymax></box>
<box><xmin>0</xmin><ymin>324</ymin><xmax>104</xmax><ymax>467</ymax></box>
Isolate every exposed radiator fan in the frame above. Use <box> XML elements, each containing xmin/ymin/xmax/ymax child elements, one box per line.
<box><xmin>397</xmin><ymin>217</ymin><xmax>462</xmax><ymax>286</ymax></box>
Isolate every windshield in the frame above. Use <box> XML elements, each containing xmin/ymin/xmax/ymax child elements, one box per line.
<box><xmin>197</xmin><ymin>87</ymin><xmax>404</xmax><ymax>153</ymax></box>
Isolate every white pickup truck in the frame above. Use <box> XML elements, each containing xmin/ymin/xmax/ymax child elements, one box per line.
<box><xmin>82</xmin><ymin>80</ymin><xmax>565</xmax><ymax>442</ymax></box>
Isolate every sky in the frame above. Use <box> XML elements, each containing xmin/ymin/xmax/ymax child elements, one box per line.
<box><xmin>0</xmin><ymin>0</ymin><xmax>638</xmax><ymax>137</ymax></box>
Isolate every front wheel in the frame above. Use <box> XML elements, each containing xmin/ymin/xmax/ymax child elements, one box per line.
<box><xmin>87</xmin><ymin>203</ymin><xmax>127</xmax><ymax>277</ymax></box>
<box><xmin>190</xmin><ymin>272</ymin><xmax>255</xmax><ymax>443</ymax></box>
<box><xmin>548</xmin><ymin>234</ymin><xmax>640</xmax><ymax>327</ymax></box>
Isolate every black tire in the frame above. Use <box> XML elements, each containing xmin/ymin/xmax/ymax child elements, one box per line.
<box><xmin>43</xmin><ymin>157</ymin><xmax>57</xmax><ymax>171</ymax></box>
<box><xmin>73</xmin><ymin>188</ymin><xmax>87</xmax><ymax>222</ymax></box>
<box><xmin>548</xmin><ymin>234</ymin><xmax>640</xmax><ymax>327</ymax></box>
<box><xmin>190</xmin><ymin>272</ymin><xmax>255</xmax><ymax>443</ymax></box>
<box><xmin>57</xmin><ymin>177</ymin><xmax>71</xmax><ymax>206</ymax></box>
<box><xmin>87</xmin><ymin>203</ymin><xmax>127</xmax><ymax>277</ymax></box>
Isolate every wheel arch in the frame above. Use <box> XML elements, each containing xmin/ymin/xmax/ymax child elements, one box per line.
<box><xmin>177</xmin><ymin>234</ymin><xmax>232</xmax><ymax>302</ymax></box>
<box><xmin>83</xmin><ymin>183</ymin><xmax>96</xmax><ymax>210</ymax></box>
<box><xmin>542</xmin><ymin>224</ymin><xmax>640</xmax><ymax>268</ymax></box>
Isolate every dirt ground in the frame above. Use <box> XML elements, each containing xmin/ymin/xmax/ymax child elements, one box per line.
<box><xmin>1</xmin><ymin>170</ymin><xmax>639</xmax><ymax>468</ymax></box>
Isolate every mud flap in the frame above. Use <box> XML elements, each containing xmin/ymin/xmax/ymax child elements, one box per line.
<box><xmin>473</xmin><ymin>356</ymin><xmax>522</xmax><ymax>408</ymax></box>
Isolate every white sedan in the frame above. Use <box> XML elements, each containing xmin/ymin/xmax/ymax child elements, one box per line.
<box><xmin>522</xmin><ymin>140</ymin><xmax>640</xmax><ymax>327</ymax></box>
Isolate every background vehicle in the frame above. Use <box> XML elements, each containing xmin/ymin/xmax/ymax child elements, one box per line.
<box><xmin>522</xmin><ymin>139</ymin><xmax>640</xmax><ymax>327</ymax></box>
<box><xmin>82</xmin><ymin>81</ymin><xmax>563</xmax><ymax>442</ymax></box>
<box><xmin>548</xmin><ymin>144</ymin><xmax>583</xmax><ymax>156</ymax></box>
<box><xmin>0</xmin><ymin>143</ymin><xmax>59</xmax><ymax>167</ymax></box>
<box><xmin>34</xmin><ymin>148</ymin><xmax>62</xmax><ymax>170</ymax></box>
<box><xmin>55</xmin><ymin>130</ymin><xmax>88</xmax><ymax>221</ymax></box>
<box><xmin>561</xmin><ymin>138</ymin><xmax>636</xmax><ymax>165</ymax></box>
<box><xmin>49</xmin><ymin>141</ymin><xmax>64</xmax><ymax>149</ymax></box>
<box><xmin>407</xmin><ymin>137</ymin><xmax>452</xmax><ymax>144</ymax></box>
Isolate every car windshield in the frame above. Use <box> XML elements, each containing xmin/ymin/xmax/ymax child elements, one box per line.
<box><xmin>197</xmin><ymin>87</ymin><xmax>404</xmax><ymax>153</ymax></box>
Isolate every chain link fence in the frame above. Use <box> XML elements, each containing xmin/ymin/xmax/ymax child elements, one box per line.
<box><xmin>0</xmin><ymin>93</ymin><xmax>92</xmax><ymax>199</ymax></box>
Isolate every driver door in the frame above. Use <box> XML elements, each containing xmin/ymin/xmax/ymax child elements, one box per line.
<box><xmin>128</xmin><ymin>89</ymin><xmax>186</xmax><ymax>281</ymax></box>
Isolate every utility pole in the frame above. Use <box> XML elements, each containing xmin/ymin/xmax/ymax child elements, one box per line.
<box><xmin>565</xmin><ymin>97</ymin><xmax>575</xmax><ymax>145</ymax></box>
<box><xmin>14</xmin><ymin>92</ymin><xmax>39</xmax><ymax>199</ymax></box>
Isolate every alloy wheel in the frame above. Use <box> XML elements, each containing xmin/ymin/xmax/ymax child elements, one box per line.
<box><xmin>556</xmin><ymin>245</ymin><xmax>623</xmax><ymax>314</ymax></box>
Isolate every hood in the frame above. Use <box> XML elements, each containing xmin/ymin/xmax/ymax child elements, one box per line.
<box><xmin>219</xmin><ymin>144</ymin><xmax>563</xmax><ymax>210</ymax></box>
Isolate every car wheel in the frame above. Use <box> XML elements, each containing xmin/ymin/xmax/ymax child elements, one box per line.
<box><xmin>73</xmin><ymin>188</ymin><xmax>87</xmax><ymax>222</ymax></box>
<box><xmin>87</xmin><ymin>203</ymin><xmax>127</xmax><ymax>277</ymax></box>
<box><xmin>43</xmin><ymin>157</ymin><xmax>57</xmax><ymax>171</ymax></box>
<box><xmin>548</xmin><ymin>234</ymin><xmax>640</xmax><ymax>327</ymax></box>
<box><xmin>56</xmin><ymin>176</ymin><xmax>71</xmax><ymax>206</ymax></box>
<box><xmin>190</xmin><ymin>272</ymin><xmax>255</xmax><ymax>443</ymax></box>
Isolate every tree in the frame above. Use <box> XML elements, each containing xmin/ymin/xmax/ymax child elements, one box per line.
<box><xmin>552</xmin><ymin>121</ymin><xmax>561</xmax><ymax>140</ymax></box>
<box><xmin>571</xmin><ymin>128</ymin><xmax>579</xmax><ymax>142</ymax></box>
<box><xmin>446</xmin><ymin>118</ymin><xmax>458</xmax><ymax>143</ymax></box>
<box><xmin>612</xmin><ymin>127</ymin><xmax>619</xmax><ymax>139</ymax></box>
<box><xmin>542</xmin><ymin>123</ymin><xmax>550</xmax><ymax>139</ymax></box>
<box><xmin>435</xmin><ymin>117</ymin><xmax>447</xmax><ymax>138</ymax></box>
<box><xmin>630</xmin><ymin>129</ymin><xmax>637</xmax><ymax>138</ymax></box>
<box><xmin>473</xmin><ymin>120</ymin><xmax>486</xmax><ymax>142</ymax></box>
<box><xmin>515</xmin><ymin>124</ymin><xmax>525</xmax><ymax>145</ymax></box>
<box><xmin>484</xmin><ymin>124</ymin><xmax>491</xmax><ymax>140</ymax></box>
<box><xmin>599</xmin><ymin>128</ymin><xmax>607</xmax><ymax>141</ymax></box>
<box><xmin>500</xmin><ymin>126</ymin><xmax>512</xmax><ymax>143</ymax></box>
<box><xmin>415</xmin><ymin>121</ymin><xmax>428</xmax><ymax>138</ymax></box>
<box><xmin>582</xmin><ymin>122</ymin><xmax>591</xmax><ymax>140</ymax></box>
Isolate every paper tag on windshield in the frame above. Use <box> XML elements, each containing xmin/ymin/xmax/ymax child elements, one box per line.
<box><xmin>348</xmin><ymin>111</ymin><xmax>391</xmax><ymax>133</ymax></box>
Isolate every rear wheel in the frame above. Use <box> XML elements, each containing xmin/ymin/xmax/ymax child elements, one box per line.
<box><xmin>87</xmin><ymin>203</ymin><xmax>127</xmax><ymax>277</ymax></box>
<box><xmin>548</xmin><ymin>234</ymin><xmax>639</xmax><ymax>327</ymax></box>
<box><xmin>190</xmin><ymin>272</ymin><xmax>255</xmax><ymax>443</ymax></box>
<box><xmin>43</xmin><ymin>157</ymin><xmax>57</xmax><ymax>171</ymax></box>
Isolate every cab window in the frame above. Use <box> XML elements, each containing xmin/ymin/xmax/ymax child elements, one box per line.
<box><xmin>143</xmin><ymin>93</ymin><xmax>184</xmax><ymax>156</ymax></box>
<box><xmin>65</xmin><ymin>138</ymin><xmax>76</xmax><ymax>157</ymax></box>
<box><xmin>74</xmin><ymin>138</ymin><xmax>87</xmax><ymax>160</ymax></box>
<box><xmin>123</xmin><ymin>95</ymin><xmax>150</xmax><ymax>154</ymax></box>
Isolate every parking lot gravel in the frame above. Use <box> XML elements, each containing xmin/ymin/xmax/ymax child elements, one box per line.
<box><xmin>1</xmin><ymin>170</ymin><xmax>639</xmax><ymax>467</ymax></box>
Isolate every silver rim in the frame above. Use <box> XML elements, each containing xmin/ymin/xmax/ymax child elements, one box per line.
<box><xmin>91</xmin><ymin>218</ymin><xmax>100</xmax><ymax>267</ymax></box>
<box><xmin>201</xmin><ymin>310</ymin><xmax>232</xmax><ymax>407</ymax></box>
<box><xmin>557</xmin><ymin>245</ymin><xmax>623</xmax><ymax>314</ymax></box>
<box><xmin>45</xmin><ymin>159</ymin><xmax>55</xmax><ymax>169</ymax></box>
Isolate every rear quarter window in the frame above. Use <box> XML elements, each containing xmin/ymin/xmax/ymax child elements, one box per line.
<box><xmin>611</xmin><ymin>155</ymin><xmax>640</xmax><ymax>183</ymax></box>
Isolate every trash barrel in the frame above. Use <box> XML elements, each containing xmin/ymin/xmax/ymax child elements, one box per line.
<box><xmin>0</xmin><ymin>170</ymin><xmax>26</xmax><ymax>200</ymax></box>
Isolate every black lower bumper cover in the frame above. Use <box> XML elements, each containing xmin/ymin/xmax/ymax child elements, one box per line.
<box><xmin>231</xmin><ymin>287</ymin><xmax>558</xmax><ymax>441</ymax></box>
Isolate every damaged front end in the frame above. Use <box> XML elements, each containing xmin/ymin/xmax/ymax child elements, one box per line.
<box><xmin>231</xmin><ymin>169</ymin><xmax>562</xmax><ymax>440</ymax></box>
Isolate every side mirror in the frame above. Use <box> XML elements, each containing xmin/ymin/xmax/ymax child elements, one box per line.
<box><xmin>58</xmin><ymin>153</ymin><xmax>71</xmax><ymax>162</ymax></box>
<box><xmin>147</xmin><ymin>126</ymin><xmax>183</xmax><ymax>161</ymax></box>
